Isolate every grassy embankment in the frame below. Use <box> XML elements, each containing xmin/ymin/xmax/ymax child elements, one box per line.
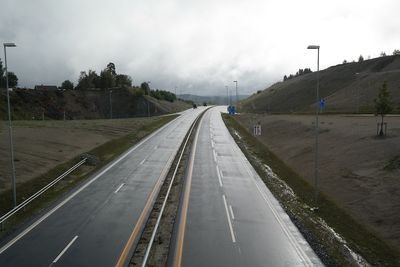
<box><xmin>222</xmin><ymin>114</ymin><xmax>399</xmax><ymax>267</ymax></box>
<box><xmin>0</xmin><ymin>115</ymin><xmax>177</xmax><ymax>236</ymax></box>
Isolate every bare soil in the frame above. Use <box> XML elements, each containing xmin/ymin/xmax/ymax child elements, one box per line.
<box><xmin>235</xmin><ymin>114</ymin><xmax>400</xmax><ymax>250</ymax></box>
<box><xmin>0</xmin><ymin>117</ymin><xmax>169</xmax><ymax>192</ymax></box>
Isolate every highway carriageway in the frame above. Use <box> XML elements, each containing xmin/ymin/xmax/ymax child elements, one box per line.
<box><xmin>0</xmin><ymin>106</ymin><xmax>323</xmax><ymax>267</ymax></box>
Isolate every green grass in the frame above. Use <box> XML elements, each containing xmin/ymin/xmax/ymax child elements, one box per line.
<box><xmin>384</xmin><ymin>155</ymin><xmax>400</xmax><ymax>171</ymax></box>
<box><xmin>222</xmin><ymin>114</ymin><xmax>400</xmax><ymax>267</ymax></box>
<box><xmin>0</xmin><ymin>115</ymin><xmax>177</xmax><ymax>235</ymax></box>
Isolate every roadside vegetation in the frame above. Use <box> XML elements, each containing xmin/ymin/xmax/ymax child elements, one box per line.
<box><xmin>222</xmin><ymin>114</ymin><xmax>400</xmax><ymax>266</ymax></box>
<box><xmin>0</xmin><ymin>115</ymin><xmax>177</xmax><ymax>237</ymax></box>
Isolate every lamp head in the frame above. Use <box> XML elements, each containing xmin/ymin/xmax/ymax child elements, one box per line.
<box><xmin>4</xmin><ymin>43</ymin><xmax>16</xmax><ymax>47</ymax></box>
<box><xmin>307</xmin><ymin>45</ymin><xmax>320</xmax><ymax>49</ymax></box>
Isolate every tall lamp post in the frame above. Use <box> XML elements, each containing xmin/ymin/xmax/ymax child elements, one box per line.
<box><xmin>147</xmin><ymin>81</ymin><xmax>151</xmax><ymax>117</ymax></box>
<box><xmin>233</xmin><ymin>80</ymin><xmax>238</xmax><ymax>105</ymax></box>
<box><xmin>307</xmin><ymin>44</ymin><xmax>320</xmax><ymax>208</ymax></box>
<box><xmin>4</xmin><ymin>42</ymin><xmax>17</xmax><ymax>207</ymax></box>
<box><xmin>225</xmin><ymin>86</ymin><xmax>229</xmax><ymax>105</ymax></box>
<box><xmin>109</xmin><ymin>89</ymin><xmax>112</xmax><ymax>119</ymax></box>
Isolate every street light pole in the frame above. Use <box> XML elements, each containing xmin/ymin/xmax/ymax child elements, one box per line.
<box><xmin>109</xmin><ymin>89</ymin><xmax>112</xmax><ymax>119</ymax></box>
<box><xmin>4</xmin><ymin>42</ymin><xmax>17</xmax><ymax>207</ymax></box>
<box><xmin>225</xmin><ymin>86</ymin><xmax>229</xmax><ymax>105</ymax></box>
<box><xmin>147</xmin><ymin>81</ymin><xmax>151</xmax><ymax>117</ymax></box>
<box><xmin>233</xmin><ymin>80</ymin><xmax>238</xmax><ymax>105</ymax></box>
<box><xmin>307</xmin><ymin>44</ymin><xmax>320</xmax><ymax>208</ymax></box>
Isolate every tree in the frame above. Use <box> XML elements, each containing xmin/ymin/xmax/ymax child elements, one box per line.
<box><xmin>115</xmin><ymin>74</ymin><xmax>132</xmax><ymax>87</ymax></box>
<box><xmin>76</xmin><ymin>70</ymin><xmax>100</xmax><ymax>90</ymax></box>
<box><xmin>380</xmin><ymin>52</ymin><xmax>387</xmax><ymax>57</ymax></box>
<box><xmin>358</xmin><ymin>55</ymin><xmax>364</xmax><ymax>62</ymax></box>
<box><xmin>7</xmin><ymin>72</ymin><xmax>18</xmax><ymax>87</ymax></box>
<box><xmin>393</xmin><ymin>49</ymin><xmax>400</xmax><ymax>55</ymax></box>
<box><xmin>61</xmin><ymin>80</ymin><xmax>74</xmax><ymax>90</ymax></box>
<box><xmin>0</xmin><ymin>58</ymin><xmax>18</xmax><ymax>88</ymax></box>
<box><xmin>283</xmin><ymin>75</ymin><xmax>288</xmax><ymax>81</ymax></box>
<box><xmin>342</xmin><ymin>60</ymin><xmax>347</xmax><ymax>64</ymax></box>
<box><xmin>140</xmin><ymin>82</ymin><xmax>150</xmax><ymax>95</ymax></box>
<box><xmin>100</xmin><ymin>69</ymin><xmax>115</xmax><ymax>88</ymax></box>
<box><xmin>374</xmin><ymin>81</ymin><xmax>393</xmax><ymax>136</ymax></box>
<box><xmin>106</xmin><ymin>62</ymin><xmax>116</xmax><ymax>75</ymax></box>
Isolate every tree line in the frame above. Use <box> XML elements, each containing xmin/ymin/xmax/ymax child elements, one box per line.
<box><xmin>283</xmin><ymin>68</ymin><xmax>312</xmax><ymax>81</ymax></box>
<box><xmin>61</xmin><ymin>62</ymin><xmax>132</xmax><ymax>90</ymax></box>
<box><xmin>343</xmin><ymin>49</ymin><xmax>400</xmax><ymax>64</ymax></box>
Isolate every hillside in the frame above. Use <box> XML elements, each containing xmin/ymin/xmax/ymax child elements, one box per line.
<box><xmin>179</xmin><ymin>94</ymin><xmax>249</xmax><ymax>105</ymax></box>
<box><xmin>0</xmin><ymin>88</ymin><xmax>190</xmax><ymax>120</ymax></box>
<box><xmin>241</xmin><ymin>55</ymin><xmax>400</xmax><ymax>113</ymax></box>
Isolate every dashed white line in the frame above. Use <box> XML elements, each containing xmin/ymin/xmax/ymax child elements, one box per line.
<box><xmin>114</xmin><ymin>183</ymin><xmax>125</xmax><ymax>193</ymax></box>
<box><xmin>213</xmin><ymin>149</ymin><xmax>218</xmax><ymax>163</ymax></box>
<box><xmin>52</xmin><ymin>235</ymin><xmax>78</xmax><ymax>263</ymax></box>
<box><xmin>140</xmin><ymin>159</ymin><xmax>146</xmax><ymax>165</ymax></box>
<box><xmin>229</xmin><ymin>205</ymin><xmax>235</xmax><ymax>220</ymax></box>
<box><xmin>222</xmin><ymin>195</ymin><xmax>236</xmax><ymax>243</ymax></box>
<box><xmin>154</xmin><ymin>145</ymin><xmax>158</xmax><ymax>150</ymax></box>
<box><xmin>216</xmin><ymin>165</ymin><xmax>223</xmax><ymax>187</ymax></box>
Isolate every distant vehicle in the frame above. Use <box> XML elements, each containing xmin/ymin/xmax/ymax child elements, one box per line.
<box><xmin>203</xmin><ymin>102</ymin><xmax>207</xmax><ymax>106</ymax></box>
<box><xmin>193</xmin><ymin>104</ymin><xmax>197</xmax><ymax>109</ymax></box>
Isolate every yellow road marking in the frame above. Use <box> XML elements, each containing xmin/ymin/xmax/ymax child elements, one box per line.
<box><xmin>173</xmin><ymin>114</ymin><xmax>204</xmax><ymax>267</ymax></box>
<box><xmin>115</xmin><ymin>154</ymin><xmax>174</xmax><ymax>267</ymax></box>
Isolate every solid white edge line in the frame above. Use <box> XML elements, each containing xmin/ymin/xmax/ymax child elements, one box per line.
<box><xmin>236</xmin><ymin>135</ymin><xmax>313</xmax><ymax>266</ymax></box>
<box><xmin>0</xmin><ymin>114</ymin><xmax>181</xmax><ymax>255</ymax></box>
<box><xmin>114</xmin><ymin>183</ymin><xmax>125</xmax><ymax>194</ymax></box>
<box><xmin>222</xmin><ymin>195</ymin><xmax>236</xmax><ymax>243</ymax></box>
<box><xmin>52</xmin><ymin>235</ymin><xmax>78</xmax><ymax>263</ymax></box>
<box><xmin>229</xmin><ymin>205</ymin><xmax>235</xmax><ymax>220</ymax></box>
<box><xmin>216</xmin><ymin>165</ymin><xmax>223</xmax><ymax>187</ymax></box>
<box><xmin>213</xmin><ymin>149</ymin><xmax>217</xmax><ymax>163</ymax></box>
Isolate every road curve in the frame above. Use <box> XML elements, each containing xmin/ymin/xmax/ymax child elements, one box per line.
<box><xmin>170</xmin><ymin>107</ymin><xmax>323</xmax><ymax>267</ymax></box>
<box><xmin>0</xmin><ymin>107</ymin><xmax>204</xmax><ymax>267</ymax></box>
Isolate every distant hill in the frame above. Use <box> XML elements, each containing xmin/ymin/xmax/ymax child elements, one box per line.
<box><xmin>0</xmin><ymin>88</ymin><xmax>190</xmax><ymax>120</ymax></box>
<box><xmin>240</xmin><ymin>55</ymin><xmax>400</xmax><ymax>113</ymax></box>
<box><xmin>179</xmin><ymin>94</ymin><xmax>249</xmax><ymax>105</ymax></box>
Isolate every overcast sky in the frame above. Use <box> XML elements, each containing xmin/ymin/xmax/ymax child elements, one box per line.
<box><xmin>1</xmin><ymin>0</ymin><xmax>399</xmax><ymax>95</ymax></box>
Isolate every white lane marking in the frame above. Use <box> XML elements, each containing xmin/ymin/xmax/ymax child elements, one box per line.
<box><xmin>216</xmin><ymin>165</ymin><xmax>223</xmax><ymax>187</ymax></box>
<box><xmin>213</xmin><ymin>149</ymin><xmax>217</xmax><ymax>163</ymax></box>
<box><xmin>222</xmin><ymin>195</ymin><xmax>236</xmax><ymax>243</ymax></box>
<box><xmin>229</xmin><ymin>205</ymin><xmax>235</xmax><ymax>220</ymax></box>
<box><xmin>114</xmin><ymin>183</ymin><xmax>125</xmax><ymax>193</ymax></box>
<box><xmin>52</xmin><ymin>235</ymin><xmax>78</xmax><ymax>263</ymax></box>
<box><xmin>154</xmin><ymin>145</ymin><xmax>158</xmax><ymax>150</ymax></box>
<box><xmin>211</xmin><ymin>140</ymin><xmax>215</xmax><ymax>149</ymax></box>
<box><xmin>0</xmin><ymin>115</ymin><xmax>181</xmax><ymax>255</ymax></box>
<box><xmin>239</xmin><ymin>147</ymin><xmax>314</xmax><ymax>266</ymax></box>
<box><xmin>140</xmin><ymin>159</ymin><xmax>146</xmax><ymax>165</ymax></box>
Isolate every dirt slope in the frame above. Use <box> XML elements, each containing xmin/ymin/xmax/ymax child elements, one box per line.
<box><xmin>241</xmin><ymin>55</ymin><xmax>400</xmax><ymax>113</ymax></box>
<box><xmin>235</xmin><ymin>113</ymin><xmax>400</xmax><ymax>250</ymax></box>
<box><xmin>0</xmin><ymin>88</ymin><xmax>190</xmax><ymax>120</ymax></box>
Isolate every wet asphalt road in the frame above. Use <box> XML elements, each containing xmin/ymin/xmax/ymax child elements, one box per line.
<box><xmin>170</xmin><ymin>107</ymin><xmax>323</xmax><ymax>267</ymax></box>
<box><xmin>0</xmin><ymin>108</ymin><xmax>204</xmax><ymax>267</ymax></box>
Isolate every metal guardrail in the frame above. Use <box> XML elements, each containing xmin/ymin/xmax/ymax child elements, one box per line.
<box><xmin>140</xmin><ymin>109</ymin><xmax>205</xmax><ymax>267</ymax></box>
<box><xmin>0</xmin><ymin>158</ymin><xmax>87</xmax><ymax>225</ymax></box>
